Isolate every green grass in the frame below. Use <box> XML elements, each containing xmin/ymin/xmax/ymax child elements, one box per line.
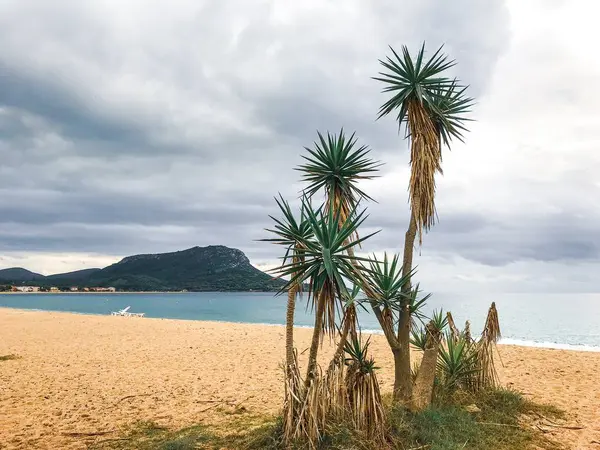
<box><xmin>0</xmin><ymin>354</ymin><xmax>20</xmax><ymax>361</ymax></box>
<box><xmin>88</xmin><ymin>389</ymin><xmax>565</xmax><ymax>450</ymax></box>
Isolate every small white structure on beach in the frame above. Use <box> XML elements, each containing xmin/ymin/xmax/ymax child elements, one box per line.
<box><xmin>111</xmin><ymin>306</ymin><xmax>145</xmax><ymax>318</ymax></box>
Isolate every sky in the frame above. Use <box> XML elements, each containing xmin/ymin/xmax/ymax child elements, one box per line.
<box><xmin>0</xmin><ymin>0</ymin><xmax>598</xmax><ymax>293</ymax></box>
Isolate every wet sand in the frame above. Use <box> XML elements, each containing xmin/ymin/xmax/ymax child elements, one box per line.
<box><xmin>1</xmin><ymin>308</ymin><xmax>599</xmax><ymax>449</ymax></box>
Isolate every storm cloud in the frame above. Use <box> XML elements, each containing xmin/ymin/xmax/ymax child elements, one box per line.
<box><xmin>1</xmin><ymin>0</ymin><xmax>599</xmax><ymax>292</ymax></box>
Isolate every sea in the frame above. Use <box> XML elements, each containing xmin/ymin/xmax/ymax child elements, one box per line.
<box><xmin>1</xmin><ymin>292</ymin><xmax>599</xmax><ymax>351</ymax></box>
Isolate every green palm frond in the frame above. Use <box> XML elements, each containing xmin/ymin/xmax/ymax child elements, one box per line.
<box><xmin>270</xmin><ymin>197</ymin><xmax>379</xmax><ymax>334</ymax></box>
<box><xmin>363</xmin><ymin>252</ymin><xmax>415</xmax><ymax>318</ymax></box>
<box><xmin>408</xmin><ymin>283</ymin><xmax>432</xmax><ymax>325</ymax></box>
<box><xmin>297</xmin><ymin>129</ymin><xmax>381</xmax><ymax>208</ymax></box>
<box><xmin>261</xmin><ymin>193</ymin><xmax>313</xmax><ymax>265</ymax></box>
<box><xmin>374</xmin><ymin>43</ymin><xmax>472</xmax><ymax>149</ymax></box>
<box><xmin>430</xmin><ymin>308</ymin><xmax>448</xmax><ymax>333</ymax></box>
<box><xmin>429</xmin><ymin>80</ymin><xmax>474</xmax><ymax>147</ymax></box>
<box><xmin>344</xmin><ymin>334</ymin><xmax>378</xmax><ymax>374</ymax></box>
<box><xmin>410</xmin><ymin>325</ymin><xmax>428</xmax><ymax>351</ymax></box>
<box><xmin>437</xmin><ymin>333</ymin><xmax>480</xmax><ymax>392</ymax></box>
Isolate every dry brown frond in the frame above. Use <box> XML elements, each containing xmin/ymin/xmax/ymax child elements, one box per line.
<box><xmin>447</xmin><ymin>311</ymin><xmax>460</xmax><ymax>343</ymax></box>
<box><xmin>323</xmin><ymin>306</ymin><xmax>356</xmax><ymax>420</ymax></box>
<box><xmin>464</xmin><ymin>320</ymin><xmax>472</xmax><ymax>343</ymax></box>
<box><xmin>291</xmin><ymin>367</ymin><xmax>327</xmax><ymax>448</ymax></box>
<box><xmin>282</xmin><ymin>350</ymin><xmax>305</xmax><ymax>444</ymax></box>
<box><xmin>343</xmin><ymin>336</ymin><xmax>387</xmax><ymax>443</ymax></box>
<box><xmin>481</xmin><ymin>302</ymin><xmax>501</xmax><ymax>344</ymax></box>
<box><xmin>474</xmin><ymin>303</ymin><xmax>502</xmax><ymax>390</ymax></box>
<box><xmin>407</xmin><ymin>99</ymin><xmax>442</xmax><ymax>245</ymax></box>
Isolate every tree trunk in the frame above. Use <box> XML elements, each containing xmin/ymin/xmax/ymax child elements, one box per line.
<box><xmin>411</xmin><ymin>322</ymin><xmax>440</xmax><ymax>411</ymax></box>
<box><xmin>395</xmin><ymin>211</ymin><xmax>417</xmax><ymax>403</ymax></box>
<box><xmin>285</xmin><ymin>284</ymin><xmax>298</xmax><ymax>370</ymax></box>
<box><xmin>393</xmin><ymin>308</ymin><xmax>412</xmax><ymax>403</ymax></box>
<box><xmin>305</xmin><ymin>292</ymin><xmax>326</xmax><ymax>387</ymax></box>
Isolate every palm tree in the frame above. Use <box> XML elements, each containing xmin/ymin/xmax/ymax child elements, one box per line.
<box><xmin>262</xmin><ymin>195</ymin><xmax>312</xmax><ymax>441</ymax></box>
<box><xmin>374</xmin><ymin>43</ymin><xmax>473</xmax><ymax>402</ymax></box>
<box><xmin>363</xmin><ymin>252</ymin><xmax>432</xmax><ymax>402</ymax></box>
<box><xmin>268</xmin><ymin>198</ymin><xmax>377</xmax><ymax>444</ymax></box>
<box><xmin>297</xmin><ymin>129</ymin><xmax>381</xmax><ymax>366</ymax></box>
<box><xmin>276</xmin><ymin>200</ymin><xmax>376</xmax><ymax>383</ymax></box>
<box><xmin>263</xmin><ymin>195</ymin><xmax>312</xmax><ymax>374</ymax></box>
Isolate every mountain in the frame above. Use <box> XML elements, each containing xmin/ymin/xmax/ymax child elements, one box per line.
<box><xmin>0</xmin><ymin>246</ymin><xmax>284</xmax><ymax>292</ymax></box>
<box><xmin>47</xmin><ymin>268</ymin><xmax>102</xmax><ymax>280</ymax></box>
<box><xmin>0</xmin><ymin>267</ymin><xmax>45</xmax><ymax>282</ymax></box>
<box><xmin>46</xmin><ymin>268</ymin><xmax>102</xmax><ymax>285</ymax></box>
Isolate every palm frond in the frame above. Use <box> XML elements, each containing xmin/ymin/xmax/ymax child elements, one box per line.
<box><xmin>297</xmin><ymin>129</ymin><xmax>381</xmax><ymax>206</ymax></box>
<box><xmin>363</xmin><ymin>252</ymin><xmax>415</xmax><ymax>319</ymax></box>
<box><xmin>271</xmin><ymin>198</ymin><xmax>378</xmax><ymax>337</ymax></box>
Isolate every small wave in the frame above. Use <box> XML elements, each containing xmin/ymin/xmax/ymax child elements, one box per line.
<box><xmin>499</xmin><ymin>338</ymin><xmax>600</xmax><ymax>353</ymax></box>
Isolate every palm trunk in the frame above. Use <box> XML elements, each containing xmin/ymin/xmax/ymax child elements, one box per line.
<box><xmin>327</xmin><ymin>307</ymin><xmax>353</xmax><ymax>374</ymax></box>
<box><xmin>285</xmin><ymin>284</ymin><xmax>298</xmax><ymax>370</ymax></box>
<box><xmin>305</xmin><ymin>291</ymin><xmax>326</xmax><ymax>387</ymax></box>
<box><xmin>395</xmin><ymin>211</ymin><xmax>417</xmax><ymax>403</ymax></box>
<box><xmin>411</xmin><ymin>322</ymin><xmax>440</xmax><ymax>411</ymax></box>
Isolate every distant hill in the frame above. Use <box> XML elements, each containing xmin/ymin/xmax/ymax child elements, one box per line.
<box><xmin>0</xmin><ymin>267</ymin><xmax>45</xmax><ymax>282</ymax></box>
<box><xmin>0</xmin><ymin>246</ymin><xmax>284</xmax><ymax>292</ymax></box>
<box><xmin>47</xmin><ymin>268</ymin><xmax>102</xmax><ymax>280</ymax></box>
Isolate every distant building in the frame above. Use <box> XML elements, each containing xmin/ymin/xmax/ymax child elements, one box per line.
<box><xmin>93</xmin><ymin>287</ymin><xmax>116</xmax><ymax>292</ymax></box>
<box><xmin>70</xmin><ymin>287</ymin><xmax>78</xmax><ymax>292</ymax></box>
<box><xmin>50</xmin><ymin>287</ymin><xmax>60</xmax><ymax>292</ymax></box>
<box><xmin>13</xmin><ymin>286</ymin><xmax>40</xmax><ymax>293</ymax></box>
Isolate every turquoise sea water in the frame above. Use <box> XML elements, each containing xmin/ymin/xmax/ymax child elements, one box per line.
<box><xmin>1</xmin><ymin>292</ymin><xmax>599</xmax><ymax>350</ymax></box>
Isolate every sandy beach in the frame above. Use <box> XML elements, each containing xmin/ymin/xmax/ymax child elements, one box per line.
<box><xmin>1</xmin><ymin>308</ymin><xmax>599</xmax><ymax>449</ymax></box>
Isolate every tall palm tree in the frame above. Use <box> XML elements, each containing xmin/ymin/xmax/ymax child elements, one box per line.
<box><xmin>374</xmin><ymin>43</ymin><xmax>473</xmax><ymax>402</ymax></box>
<box><xmin>262</xmin><ymin>195</ymin><xmax>313</xmax><ymax>441</ymax></box>
<box><xmin>297</xmin><ymin>129</ymin><xmax>381</xmax><ymax>357</ymax></box>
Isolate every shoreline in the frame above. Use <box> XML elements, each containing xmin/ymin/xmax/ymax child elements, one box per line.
<box><xmin>0</xmin><ymin>290</ymin><xmax>277</xmax><ymax>294</ymax></box>
<box><xmin>1</xmin><ymin>306</ymin><xmax>599</xmax><ymax>354</ymax></box>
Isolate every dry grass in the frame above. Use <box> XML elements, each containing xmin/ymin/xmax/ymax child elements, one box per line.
<box><xmin>407</xmin><ymin>99</ymin><xmax>442</xmax><ymax>245</ymax></box>
<box><xmin>88</xmin><ymin>389</ymin><xmax>564</xmax><ymax>450</ymax></box>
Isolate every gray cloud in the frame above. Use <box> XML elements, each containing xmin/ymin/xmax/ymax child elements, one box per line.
<box><xmin>10</xmin><ymin>0</ymin><xmax>588</xmax><ymax>281</ymax></box>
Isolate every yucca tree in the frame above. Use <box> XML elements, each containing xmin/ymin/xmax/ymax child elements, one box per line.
<box><xmin>363</xmin><ymin>252</ymin><xmax>431</xmax><ymax>403</ymax></box>
<box><xmin>274</xmin><ymin>200</ymin><xmax>377</xmax><ymax>386</ymax></box>
<box><xmin>374</xmin><ymin>43</ymin><xmax>473</xmax><ymax>402</ymax></box>
<box><xmin>262</xmin><ymin>195</ymin><xmax>313</xmax><ymax>441</ymax></box>
<box><xmin>297</xmin><ymin>130</ymin><xmax>381</xmax><ymax>374</ymax></box>
<box><xmin>263</xmin><ymin>195</ymin><xmax>312</xmax><ymax>374</ymax></box>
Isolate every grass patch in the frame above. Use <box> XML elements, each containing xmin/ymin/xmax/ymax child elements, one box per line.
<box><xmin>390</xmin><ymin>388</ymin><xmax>566</xmax><ymax>450</ymax></box>
<box><xmin>0</xmin><ymin>354</ymin><xmax>20</xmax><ymax>361</ymax></box>
<box><xmin>89</xmin><ymin>389</ymin><xmax>565</xmax><ymax>450</ymax></box>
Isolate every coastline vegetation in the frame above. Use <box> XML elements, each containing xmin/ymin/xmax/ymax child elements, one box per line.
<box><xmin>90</xmin><ymin>390</ymin><xmax>565</xmax><ymax>449</ymax></box>
<box><xmin>253</xmin><ymin>42</ymin><xmax>565</xmax><ymax>449</ymax></box>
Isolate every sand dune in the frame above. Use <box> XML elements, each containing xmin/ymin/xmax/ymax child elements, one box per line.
<box><xmin>1</xmin><ymin>308</ymin><xmax>599</xmax><ymax>449</ymax></box>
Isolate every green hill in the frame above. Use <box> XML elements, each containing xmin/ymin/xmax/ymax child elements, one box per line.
<box><xmin>0</xmin><ymin>246</ymin><xmax>283</xmax><ymax>292</ymax></box>
<box><xmin>0</xmin><ymin>267</ymin><xmax>45</xmax><ymax>282</ymax></box>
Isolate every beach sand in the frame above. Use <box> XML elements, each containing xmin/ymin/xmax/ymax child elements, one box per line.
<box><xmin>1</xmin><ymin>308</ymin><xmax>599</xmax><ymax>449</ymax></box>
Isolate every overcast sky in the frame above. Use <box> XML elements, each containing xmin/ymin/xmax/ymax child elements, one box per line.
<box><xmin>1</xmin><ymin>0</ymin><xmax>598</xmax><ymax>293</ymax></box>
